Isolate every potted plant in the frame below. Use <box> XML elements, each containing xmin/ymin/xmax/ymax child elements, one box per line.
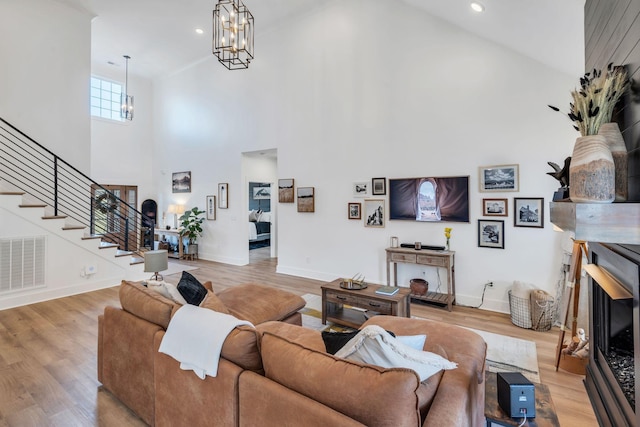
<box><xmin>178</xmin><ymin>207</ymin><xmax>205</xmax><ymax>256</ymax></box>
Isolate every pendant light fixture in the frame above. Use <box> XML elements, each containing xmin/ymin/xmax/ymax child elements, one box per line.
<box><xmin>212</xmin><ymin>0</ymin><xmax>254</xmax><ymax>70</ymax></box>
<box><xmin>121</xmin><ymin>55</ymin><xmax>134</xmax><ymax>120</ymax></box>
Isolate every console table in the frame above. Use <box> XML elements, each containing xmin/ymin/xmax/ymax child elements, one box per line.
<box><xmin>385</xmin><ymin>247</ymin><xmax>455</xmax><ymax>311</ymax></box>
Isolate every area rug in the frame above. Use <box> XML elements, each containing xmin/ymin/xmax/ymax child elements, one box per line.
<box><xmin>300</xmin><ymin>294</ymin><xmax>540</xmax><ymax>383</ymax></box>
<box><xmin>163</xmin><ymin>261</ymin><xmax>198</xmax><ymax>277</ymax></box>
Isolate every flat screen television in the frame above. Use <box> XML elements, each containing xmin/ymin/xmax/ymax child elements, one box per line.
<box><xmin>389</xmin><ymin>176</ymin><xmax>470</xmax><ymax>223</ymax></box>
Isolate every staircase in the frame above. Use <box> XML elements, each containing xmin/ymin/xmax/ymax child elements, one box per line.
<box><xmin>0</xmin><ymin>117</ymin><xmax>151</xmax><ymax>309</ymax></box>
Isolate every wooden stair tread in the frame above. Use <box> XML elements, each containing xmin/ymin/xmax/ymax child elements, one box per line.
<box><xmin>19</xmin><ymin>204</ymin><xmax>47</xmax><ymax>208</ymax></box>
<box><xmin>42</xmin><ymin>215</ymin><xmax>68</xmax><ymax>220</ymax></box>
<box><xmin>62</xmin><ymin>225</ymin><xmax>86</xmax><ymax>231</ymax></box>
<box><xmin>82</xmin><ymin>235</ymin><xmax>102</xmax><ymax>240</ymax></box>
<box><xmin>99</xmin><ymin>242</ymin><xmax>118</xmax><ymax>249</ymax></box>
<box><xmin>115</xmin><ymin>250</ymin><xmax>133</xmax><ymax>257</ymax></box>
<box><xmin>130</xmin><ymin>257</ymin><xmax>144</xmax><ymax>265</ymax></box>
<box><xmin>0</xmin><ymin>191</ymin><xmax>26</xmax><ymax>195</ymax></box>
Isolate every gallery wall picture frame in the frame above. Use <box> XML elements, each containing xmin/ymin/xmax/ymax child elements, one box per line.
<box><xmin>348</xmin><ymin>202</ymin><xmax>361</xmax><ymax>219</ymax></box>
<box><xmin>206</xmin><ymin>195</ymin><xmax>216</xmax><ymax>220</ymax></box>
<box><xmin>218</xmin><ymin>183</ymin><xmax>228</xmax><ymax>209</ymax></box>
<box><xmin>514</xmin><ymin>197</ymin><xmax>544</xmax><ymax>228</ymax></box>
<box><xmin>364</xmin><ymin>199</ymin><xmax>385</xmax><ymax>228</ymax></box>
<box><xmin>353</xmin><ymin>181</ymin><xmax>369</xmax><ymax>198</ymax></box>
<box><xmin>371</xmin><ymin>177</ymin><xmax>386</xmax><ymax>195</ymax></box>
<box><xmin>172</xmin><ymin>171</ymin><xmax>191</xmax><ymax>193</ymax></box>
<box><xmin>482</xmin><ymin>198</ymin><xmax>508</xmax><ymax>217</ymax></box>
<box><xmin>478</xmin><ymin>219</ymin><xmax>505</xmax><ymax>249</ymax></box>
<box><xmin>253</xmin><ymin>186</ymin><xmax>271</xmax><ymax>200</ymax></box>
<box><xmin>278</xmin><ymin>179</ymin><xmax>295</xmax><ymax>203</ymax></box>
<box><xmin>297</xmin><ymin>187</ymin><xmax>315</xmax><ymax>212</ymax></box>
<box><xmin>479</xmin><ymin>164</ymin><xmax>519</xmax><ymax>192</ymax></box>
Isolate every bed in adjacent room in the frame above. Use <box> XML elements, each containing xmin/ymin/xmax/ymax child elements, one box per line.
<box><xmin>249</xmin><ymin>210</ymin><xmax>271</xmax><ymax>243</ymax></box>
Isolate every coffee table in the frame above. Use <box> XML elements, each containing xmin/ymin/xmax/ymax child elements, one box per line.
<box><xmin>321</xmin><ymin>279</ymin><xmax>411</xmax><ymax>329</ymax></box>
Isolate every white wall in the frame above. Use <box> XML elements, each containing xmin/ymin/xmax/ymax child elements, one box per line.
<box><xmin>90</xmin><ymin>62</ymin><xmax>156</xmax><ymax>205</ymax></box>
<box><xmin>151</xmin><ymin>0</ymin><xmax>582</xmax><ymax>312</ymax></box>
<box><xmin>0</xmin><ymin>0</ymin><xmax>91</xmax><ymax>172</ymax></box>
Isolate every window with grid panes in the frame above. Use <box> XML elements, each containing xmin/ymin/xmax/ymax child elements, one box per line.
<box><xmin>90</xmin><ymin>77</ymin><xmax>124</xmax><ymax>121</ymax></box>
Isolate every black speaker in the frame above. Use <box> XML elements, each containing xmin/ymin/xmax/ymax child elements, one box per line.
<box><xmin>497</xmin><ymin>372</ymin><xmax>535</xmax><ymax>418</ymax></box>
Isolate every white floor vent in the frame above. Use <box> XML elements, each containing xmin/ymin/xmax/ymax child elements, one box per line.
<box><xmin>0</xmin><ymin>236</ymin><xmax>46</xmax><ymax>293</ymax></box>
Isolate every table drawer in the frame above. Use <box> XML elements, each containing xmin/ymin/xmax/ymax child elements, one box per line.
<box><xmin>417</xmin><ymin>255</ymin><xmax>447</xmax><ymax>267</ymax></box>
<box><xmin>325</xmin><ymin>291</ymin><xmax>359</xmax><ymax>306</ymax></box>
<box><xmin>391</xmin><ymin>253</ymin><xmax>417</xmax><ymax>263</ymax></box>
<box><xmin>359</xmin><ymin>298</ymin><xmax>392</xmax><ymax>314</ymax></box>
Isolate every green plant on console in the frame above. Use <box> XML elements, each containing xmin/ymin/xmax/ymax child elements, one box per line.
<box><xmin>179</xmin><ymin>207</ymin><xmax>205</xmax><ymax>245</ymax></box>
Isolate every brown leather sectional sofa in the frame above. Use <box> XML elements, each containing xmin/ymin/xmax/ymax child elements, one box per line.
<box><xmin>98</xmin><ymin>280</ymin><xmax>487</xmax><ymax>426</ymax></box>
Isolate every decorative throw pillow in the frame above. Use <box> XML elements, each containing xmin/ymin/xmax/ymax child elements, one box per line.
<box><xmin>143</xmin><ymin>280</ymin><xmax>173</xmax><ymax>300</ymax></box>
<box><xmin>249</xmin><ymin>210</ymin><xmax>259</xmax><ymax>222</ymax></box>
<box><xmin>199</xmin><ymin>290</ymin><xmax>230</xmax><ymax>314</ymax></box>
<box><xmin>396</xmin><ymin>334</ymin><xmax>427</xmax><ymax>351</ymax></box>
<box><xmin>177</xmin><ymin>271</ymin><xmax>207</xmax><ymax>305</ymax></box>
<box><xmin>164</xmin><ymin>282</ymin><xmax>188</xmax><ymax>305</ymax></box>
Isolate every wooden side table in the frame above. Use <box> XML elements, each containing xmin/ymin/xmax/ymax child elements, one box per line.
<box><xmin>385</xmin><ymin>247</ymin><xmax>455</xmax><ymax>311</ymax></box>
<box><xmin>485</xmin><ymin>372</ymin><xmax>559</xmax><ymax>427</ymax></box>
<box><xmin>321</xmin><ymin>279</ymin><xmax>411</xmax><ymax>329</ymax></box>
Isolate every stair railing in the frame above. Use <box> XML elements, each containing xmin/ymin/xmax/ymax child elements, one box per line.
<box><xmin>0</xmin><ymin>117</ymin><xmax>154</xmax><ymax>252</ymax></box>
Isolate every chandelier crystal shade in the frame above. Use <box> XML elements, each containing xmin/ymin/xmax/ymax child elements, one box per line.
<box><xmin>212</xmin><ymin>0</ymin><xmax>254</xmax><ymax>70</ymax></box>
<box><xmin>120</xmin><ymin>55</ymin><xmax>134</xmax><ymax>120</ymax></box>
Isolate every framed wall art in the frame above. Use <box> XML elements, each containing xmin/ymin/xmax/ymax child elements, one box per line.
<box><xmin>514</xmin><ymin>197</ymin><xmax>544</xmax><ymax>228</ymax></box>
<box><xmin>253</xmin><ymin>186</ymin><xmax>271</xmax><ymax>200</ymax></box>
<box><xmin>172</xmin><ymin>171</ymin><xmax>191</xmax><ymax>193</ymax></box>
<box><xmin>206</xmin><ymin>195</ymin><xmax>216</xmax><ymax>220</ymax></box>
<box><xmin>479</xmin><ymin>164</ymin><xmax>519</xmax><ymax>192</ymax></box>
<box><xmin>353</xmin><ymin>181</ymin><xmax>369</xmax><ymax>198</ymax></box>
<box><xmin>278</xmin><ymin>179</ymin><xmax>294</xmax><ymax>203</ymax></box>
<box><xmin>348</xmin><ymin>202</ymin><xmax>361</xmax><ymax>219</ymax></box>
<box><xmin>372</xmin><ymin>177</ymin><xmax>386</xmax><ymax>195</ymax></box>
<box><xmin>478</xmin><ymin>219</ymin><xmax>504</xmax><ymax>249</ymax></box>
<box><xmin>218</xmin><ymin>183</ymin><xmax>228</xmax><ymax>209</ymax></box>
<box><xmin>482</xmin><ymin>198</ymin><xmax>508</xmax><ymax>217</ymax></box>
<box><xmin>364</xmin><ymin>199</ymin><xmax>385</xmax><ymax>228</ymax></box>
<box><xmin>297</xmin><ymin>187</ymin><xmax>315</xmax><ymax>212</ymax></box>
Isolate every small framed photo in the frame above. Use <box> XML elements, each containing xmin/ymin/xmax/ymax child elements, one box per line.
<box><xmin>278</xmin><ymin>179</ymin><xmax>294</xmax><ymax>203</ymax></box>
<box><xmin>348</xmin><ymin>202</ymin><xmax>361</xmax><ymax>219</ymax></box>
<box><xmin>479</xmin><ymin>164</ymin><xmax>519</xmax><ymax>192</ymax></box>
<box><xmin>172</xmin><ymin>171</ymin><xmax>191</xmax><ymax>193</ymax></box>
<box><xmin>478</xmin><ymin>219</ymin><xmax>504</xmax><ymax>249</ymax></box>
<box><xmin>514</xmin><ymin>197</ymin><xmax>544</xmax><ymax>228</ymax></box>
<box><xmin>482</xmin><ymin>198</ymin><xmax>508</xmax><ymax>217</ymax></box>
<box><xmin>297</xmin><ymin>187</ymin><xmax>315</xmax><ymax>212</ymax></box>
<box><xmin>218</xmin><ymin>183</ymin><xmax>228</xmax><ymax>209</ymax></box>
<box><xmin>206</xmin><ymin>195</ymin><xmax>216</xmax><ymax>220</ymax></box>
<box><xmin>353</xmin><ymin>181</ymin><xmax>369</xmax><ymax>198</ymax></box>
<box><xmin>364</xmin><ymin>199</ymin><xmax>385</xmax><ymax>228</ymax></box>
<box><xmin>371</xmin><ymin>177</ymin><xmax>386</xmax><ymax>195</ymax></box>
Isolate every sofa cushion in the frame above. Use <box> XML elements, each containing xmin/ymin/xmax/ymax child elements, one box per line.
<box><xmin>120</xmin><ymin>280</ymin><xmax>177</xmax><ymax>329</ymax></box>
<box><xmin>260</xmin><ymin>331</ymin><xmax>423</xmax><ymax>427</ymax></box>
<box><xmin>199</xmin><ymin>291</ymin><xmax>230</xmax><ymax>314</ymax></box>
<box><xmin>177</xmin><ymin>271</ymin><xmax>208</xmax><ymax>305</ymax></box>
<box><xmin>217</xmin><ymin>284</ymin><xmax>305</xmax><ymax>324</ymax></box>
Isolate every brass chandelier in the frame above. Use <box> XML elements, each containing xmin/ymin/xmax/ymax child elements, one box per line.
<box><xmin>212</xmin><ymin>0</ymin><xmax>254</xmax><ymax>70</ymax></box>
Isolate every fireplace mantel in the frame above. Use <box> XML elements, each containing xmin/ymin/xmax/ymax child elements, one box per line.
<box><xmin>549</xmin><ymin>202</ymin><xmax>640</xmax><ymax>244</ymax></box>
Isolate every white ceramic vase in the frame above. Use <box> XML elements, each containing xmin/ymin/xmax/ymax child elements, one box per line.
<box><xmin>569</xmin><ymin>135</ymin><xmax>615</xmax><ymax>203</ymax></box>
<box><xmin>598</xmin><ymin>123</ymin><xmax>628</xmax><ymax>202</ymax></box>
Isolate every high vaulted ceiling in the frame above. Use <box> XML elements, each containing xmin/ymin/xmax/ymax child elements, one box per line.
<box><xmin>72</xmin><ymin>0</ymin><xmax>585</xmax><ymax>80</ymax></box>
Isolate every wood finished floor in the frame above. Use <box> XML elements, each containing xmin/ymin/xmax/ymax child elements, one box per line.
<box><xmin>0</xmin><ymin>247</ymin><xmax>597</xmax><ymax>426</ymax></box>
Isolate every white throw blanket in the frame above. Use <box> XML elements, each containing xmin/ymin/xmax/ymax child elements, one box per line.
<box><xmin>158</xmin><ymin>304</ymin><xmax>254</xmax><ymax>379</ymax></box>
<box><xmin>335</xmin><ymin>325</ymin><xmax>457</xmax><ymax>381</ymax></box>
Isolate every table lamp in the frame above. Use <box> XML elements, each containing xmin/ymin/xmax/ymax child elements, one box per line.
<box><xmin>144</xmin><ymin>250</ymin><xmax>168</xmax><ymax>281</ymax></box>
<box><xmin>167</xmin><ymin>204</ymin><xmax>185</xmax><ymax>229</ymax></box>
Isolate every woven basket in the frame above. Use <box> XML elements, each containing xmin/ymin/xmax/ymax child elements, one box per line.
<box><xmin>530</xmin><ymin>290</ymin><xmax>554</xmax><ymax>332</ymax></box>
<box><xmin>508</xmin><ymin>290</ymin><xmax>532</xmax><ymax>329</ymax></box>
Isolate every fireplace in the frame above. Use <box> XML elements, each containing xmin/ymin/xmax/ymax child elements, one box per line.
<box><xmin>586</xmin><ymin>242</ymin><xmax>640</xmax><ymax>426</ymax></box>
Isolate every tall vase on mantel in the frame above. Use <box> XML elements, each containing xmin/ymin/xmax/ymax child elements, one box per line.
<box><xmin>569</xmin><ymin>135</ymin><xmax>615</xmax><ymax>203</ymax></box>
<box><xmin>598</xmin><ymin>122</ymin><xmax>628</xmax><ymax>202</ymax></box>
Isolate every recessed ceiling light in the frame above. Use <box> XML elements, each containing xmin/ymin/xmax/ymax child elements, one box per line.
<box><xmin>471</xmin><ymin>2</ymin><xmax>485</xmax><ymax>12</ymax></box>
<box><xmin>195</xmin><ymin>28</ymin><xmax>204</xmax><ymax>35</ymax></box>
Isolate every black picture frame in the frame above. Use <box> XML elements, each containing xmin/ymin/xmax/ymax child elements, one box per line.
<box><xmin>372</xmin><ymin>177</ymin><xmax>386</xmax><ymax>195</ymax></box>
<box><xmin>514</xmin><ymin>197</ymin><xmax>544</xmax><ymax>228</ymax></box>
<box><xmin>478</xmin><ymin>219</ymin><xmax>504</xmax><ymax>249</ymax></box>
<box><xmin>172</xmin><ymin>171</ymin><xmax>191</xmax><ymax>193</ymax></box>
